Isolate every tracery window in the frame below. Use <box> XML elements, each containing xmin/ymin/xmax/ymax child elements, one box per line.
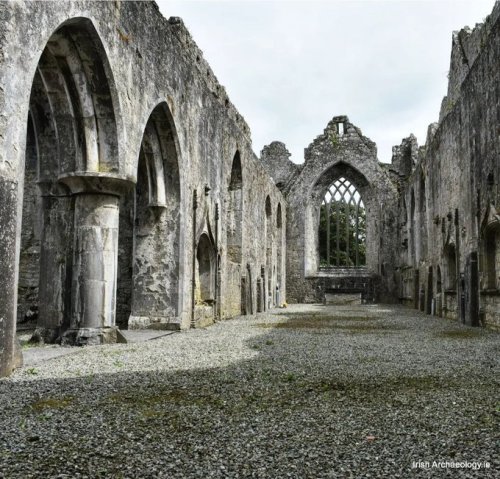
<box><xmin>319</xmin><ymin>177</ymin><xmax>366</xmax><ymax>267</ymax></box>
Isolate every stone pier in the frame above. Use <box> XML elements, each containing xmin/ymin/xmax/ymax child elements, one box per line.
<box><xmin>59</xmin><ymin>174</ymin><xmax>132</xmax><ymax>346</ymax></box>
<box><xmin>0</xmin><ymin>177</ymin><xmax>22</xmax><ymax>376</ymax></box>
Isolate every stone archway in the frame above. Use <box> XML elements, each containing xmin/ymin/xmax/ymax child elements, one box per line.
<box><xmin>18</xmin><ymin>18</ymin><xmax>129</xmax><ymax>347</ymax></box>
<box><xmin>122</xmin><ymin>102</ymin><xmax>182</xmax><ymax>330</ymax></box>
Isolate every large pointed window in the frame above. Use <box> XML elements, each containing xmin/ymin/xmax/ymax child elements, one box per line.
<box><xmin>319</xmin><ymin>177</ymin><xmax>366</xmax><ymax>267</ymax></box>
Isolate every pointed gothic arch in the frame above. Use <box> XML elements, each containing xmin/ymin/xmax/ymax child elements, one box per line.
<box><xmin>227</xmin><ymin>151</ymin><xmax>243</xmax><ymax>264</ymax></box>
<box><xmin>265</xmin><ymin>196</ymin><xmax>274</xmax><ymax>307</ymax></box>
<box><xmin>121</xmin><ymin>102</ymin><xmax>181</xmax><ymax>329</ymax></box>
<box><xmin>21</xmin><ymin>17</ymin><xmax>123</xmax><ymax>344</ymax></box>
<box><xmin>276</xmin><ymin>202</ymin><xmax>283</xmax><ymax>305</ymax></box>
<box><xmin>197</xmin><ymin>233</ymin><xmax>216</xmax><ymax>303</ymax></box>
<box><xmin>319</xmin><ymin>177</ymin><xmax>366</xmax><ymax>267</ymax></box>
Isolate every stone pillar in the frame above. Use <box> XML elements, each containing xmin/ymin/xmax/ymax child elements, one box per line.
<box><xmin>62</xmin><ymin>193</ymin><xmax>119</xmax><ymax>345</ymax></box>
<box><xmin>59</xmin><ymin>174</ymin><xmax>132</xmax><ymax>345</ymax></box>
<box><xmin>33</xmin><ymin>182</ymin><xmax>73</xmax><ymax>343</ymax></box>
<box><xmin>0</xmin><ymin>176</ymin><xmax>22</xmax><ymax>376</ymax></box>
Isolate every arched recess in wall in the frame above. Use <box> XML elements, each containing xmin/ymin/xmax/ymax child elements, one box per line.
<box><xmin>306</xmin><ymin>162</ymin><xmax>370</xmax><ymax>274</ymax></box>
<box><xmin>426</xmin><ymin>266</ymin><xmax>433</xmax><ymax>314</ymax></box>
<box><xmin>436</xmin><ymin>264</ymin><xmax>443</xmax><ymax>316</ymax></box>
<box><xmin>276</xmin><ymin>203</ymin><xmax>283</xmax><ymax>305</ymax></box>
<box><xmin>265</xmin><ymin>196</ymin><xmax>274</xmax><ymax>308</ymax></box>
<box><xmin>480</xmin><ymin>206</ymin><xmax>500</xmax><ymax>291</ymax></box>
<box><xmin>418</xmin><ymin>171</ymin><xmax>427</xmax><ymax>260</ymax></box>
<box><xmin>21</xmin><ymin>17</ymin><xmax>121</xmax><ymax>343</ymax></box>
<box><xmin>444</xmin><ymin>244</ymin><xmax>457</xmax><ymax>290</ymax></box>
<box><xmin>410</xmin><ymin>189</ymin><xmax>416</xmax><ymax>265</ymax></box>
<box><xmin>437</xmin><ymin>266</ymin><xmax>442</xmax><ymax>294</ymax></box>
<box><xmin>227</xmin><ymin>151</ymin><xmax>243</xmax><ymax>264</ymax></box>
<box><xmin>120</xmin><ymin>102</ymin><xmax>181</xmax><ymax>329</ymax></box>
<box><xmin>196</xmin><ymin>233</ymin><xmax>216</xmax><ymax>304</ymax></box>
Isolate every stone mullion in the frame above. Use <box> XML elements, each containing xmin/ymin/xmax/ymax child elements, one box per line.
<box><xmin>345</xmin><ymin>198</ymin><xmax>350</xmax><ymax>266</ymax></box>
<box><xmin>355</xmin><ymin>201</ymin><xmax>360</xmax><ymax>267</ymax></box>
<box><xmin>336</xmin><ymin>196</ymin><xmax>340</xmax><ymax>266</ymax></box>
<box><xmin>326</xmin><ymin>201</ymin><xmax>331</xmax><ymax>266</ymax></box>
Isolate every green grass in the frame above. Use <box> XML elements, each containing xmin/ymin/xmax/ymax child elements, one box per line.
<box><xmin>255</xmin><ymin>313</ymin><xmax>400</xmax><ymax>333</ymax></box>
<box><xmin>435</xmin><ymin>329</ymin><xmax>483</xmax><ymax>339</ymax></box>
<box><xmin>30</xmin><ymin>396</ymin><xmax>74</xmax><ymax>412</ymax></box>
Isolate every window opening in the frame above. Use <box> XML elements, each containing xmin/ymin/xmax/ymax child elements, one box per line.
<box><xmin>319</xmin><ymin>177</ymin><xmax>366</xmax><ymax>267</ymax></box>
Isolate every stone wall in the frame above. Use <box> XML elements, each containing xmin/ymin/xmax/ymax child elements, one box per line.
<box><xmin>390</xmin><ymin>2</ymin><xmax>500</xmax><ymax>329</ymax></box>
<box><xmin>0</xmin><ymin>0</ymin><xmax>285</xmax><ymax>375</ymax></box>
<box><xmin>262</xmin><ymin>116</ymin><xmax>398</xmax><ymax>303</ymax></box>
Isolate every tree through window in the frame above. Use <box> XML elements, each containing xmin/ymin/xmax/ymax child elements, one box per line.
<box><xmin>319</xmin><ymin>177</ymin><xmax>366</xmax><ymax>267</ymax></box>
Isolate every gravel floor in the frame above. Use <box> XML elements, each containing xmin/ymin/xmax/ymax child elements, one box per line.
<box><xmin>0</xmin><ymin>304</ymin><xmax>499</xmax><ymax>478</ymax></box>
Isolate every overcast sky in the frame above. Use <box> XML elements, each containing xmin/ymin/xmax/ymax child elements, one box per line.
<box><xmin>157</xmin><ymin>0</ymin><xmax>495</xmax><ymax>164</ymax></box>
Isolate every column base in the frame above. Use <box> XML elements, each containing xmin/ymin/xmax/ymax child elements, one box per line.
<box><xmin>128</xmin><ymin>315</ymin><xmax>181</xmax><ymax>330</ymax></box>
<box><xmin>61</xmin><ymin>327</ymin><xmax>118</xmax><ymax>346</ymax></box>
<box><xmin>31</xmin><ymin>327</ymin><xmax>60</xmax><ymax>344</ymax></box>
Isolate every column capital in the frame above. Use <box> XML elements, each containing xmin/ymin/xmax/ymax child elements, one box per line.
<box><xmin>58</xmin><ymin>172</ymin><xmax>134</xmax><ymax>197</ymax></box>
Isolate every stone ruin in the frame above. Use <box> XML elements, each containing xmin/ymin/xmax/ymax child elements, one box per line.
<box><xmin>0</xmin><ymin>0</ymin><xmax>498</xmax><ymax>376</ymax></box>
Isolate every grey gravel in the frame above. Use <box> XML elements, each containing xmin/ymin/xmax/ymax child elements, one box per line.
<box><xmin>1</xmin><ymin>304</ymin><xmax>499</xmax><ymax>478</ymax></box>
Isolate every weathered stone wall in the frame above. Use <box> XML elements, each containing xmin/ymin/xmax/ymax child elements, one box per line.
<box><xmin>17</xmin><ymin>122</ymin><xmax>41</xmax><ymax>324</ymax></box>
<box><xmin>391</xmin><ymin>2</ymin><xmax>500</xmax><ymax>329</ymax></box>
<box><xmin>0</xmin><ymin>0</ymin><xmax>286</xmax><ymax>375</ymax></box>
<box><xmin>262</xmin><ymin>116</ymin><xmax>398</xmax><ymax>303</ymax></box>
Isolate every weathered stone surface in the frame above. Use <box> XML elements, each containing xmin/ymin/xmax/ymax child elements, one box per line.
<box><xmin>0</xmin><ymin>176</ymin><xmax>19</xmax><ymax>376</ymax></box>
<box><xmin>390</xmin><ymin>3</ymin><xmax>500</xmax><ymax>330</ymax></box>
<box><xmin>0</xmin><ymin>0</ymin><xmax>285</xmax><ymax>375</ymax></box>
<box><xmin>0</xmin><ymin>0</ymin><xmax>498</xmax><ymax>376</ymax></box>
<box><xmin>263</xmin><ymin>116</ymin><xmax>397</xmax><ymax>303</ymax></box>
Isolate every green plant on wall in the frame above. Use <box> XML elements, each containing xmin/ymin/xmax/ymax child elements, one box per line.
<box><xmin>330</xmin><ymin>133</ymin><xmax>339</xmax><ymax>149</ymax></box>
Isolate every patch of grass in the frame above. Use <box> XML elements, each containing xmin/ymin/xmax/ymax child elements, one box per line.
<box><xmin>342</xmin><ymin>324</ymin><xmax>403</xmax><ymax>334</ymax></box>
<box><xmin>357</xmin><ymin>356</ymin><xmax>378</xmax><ymax>364</ymax></box>
<box><xmin>435</xmin><ymin>330</ymin><xmax>482</xmax><ymax>339</ymax></box>
<box><xmin>283</xmin><ymin>372</ymin><xmax>297</xmax><ymax>383</ymax></box>
<box><xmin>299</xmin><ymin>375</ymin><xmax>458</xmax><ymax>404</ymax></box>
<box><xmin>102</xmin><ymin>349</ymin><xmax>123</xmax><ymax>357</ymax></box>
<box><xmin>274</xmin><ymin>313</ymin><xmax>377</xmax><ymax>322</ymax></box>
<box><xmin>30</xmin><ymin>396</ymin><xmax>74</xmax><ymax>412</ymax></box>
<box><xmin>255</xmin><ymin>318</ymin><xmax>399</xmax><ymax>333</ymax></box>
<box><xmin>108</xmin><ymin>388</ymin><xmax>223</xmax><ymax>410</ymax></box>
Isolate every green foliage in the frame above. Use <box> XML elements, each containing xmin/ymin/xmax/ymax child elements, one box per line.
<box><xmin>319</xmin><ymin>200</ymin><xmax>366</xmax><ymax>267</ymax></box>
<box><xmin>330</xmin><ymin>133</ymin><xmax>339</xmax><ymax>148</ymax></box>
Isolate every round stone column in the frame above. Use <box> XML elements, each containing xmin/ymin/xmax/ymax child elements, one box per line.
<box><xmin>59</xmin><ymin>173</ymin><xmax>133</xmax><ymax>345</ymax></box>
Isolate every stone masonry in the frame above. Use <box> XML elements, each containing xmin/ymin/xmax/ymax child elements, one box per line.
<box><xmin>0</xmin><ymin>0</ymin><xmax>498</xmax><ymax>377</ymax></box>
<box><xmin>0</xmin><ymin>1</ymin><xmax>285</xmax><ymax>376</ymax></box>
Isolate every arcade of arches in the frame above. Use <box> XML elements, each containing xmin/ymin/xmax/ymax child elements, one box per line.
<box><xmin>0</xmin><ymin>1</ymin><xmax>498</xmax><ymax>376</ymax></box>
